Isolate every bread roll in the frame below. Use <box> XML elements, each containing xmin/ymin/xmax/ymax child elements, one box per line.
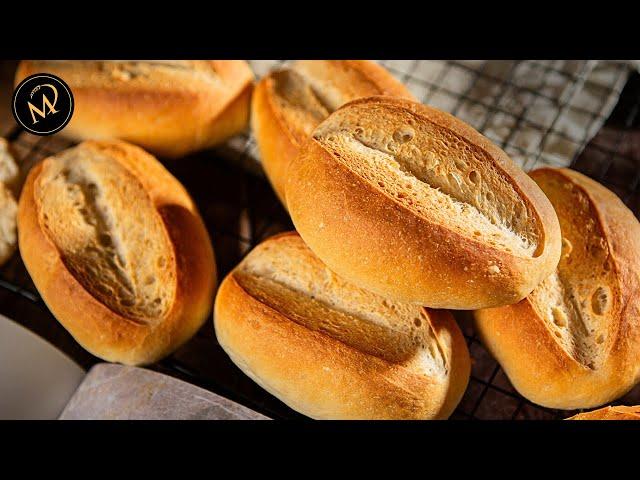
<box><xmin>475</xmin><ymin>168</ymin><xmax>640</xmax><ymax>409</ymax></box>
<box><xmin>15</xmin><ymin>61</ymin><xmax>254</xmax><ymax>158</ymax></box>
<box><xmin>0</xmin><ymin>139</ymin><xmax>18</xmax><ymax>266</ymax></box>
<box><xmin>214</xmin><ymin>232</ymin><xmax>470</xmax><ymax>420</ymax></box>
<box><xmin>0</xmin><ymin>182</ymin><xmax>17</xmax><ymax>266</ymax></box>
<box><xmin>252</xmin><ymin>61</ymin><xmax>414</xmax><ymax>205</ymax></box>
<box><xmin>286</xmin><ymin>96</ymin><xmax>561</xmax><ymax>309</ymax></box>
<box><xmin>18</xmin><ymin>140</ymin><xmax>216</xmax><ymax>365</ymax></box>
<box><xmin>0</xmin><ymin>138</ymin><xmax>19</xmax><ymax>189</ymax></box>
<box><xmin>568</xmin><ymin>405</ymin><xmax>640</xmax><ymax>420</ymax></box>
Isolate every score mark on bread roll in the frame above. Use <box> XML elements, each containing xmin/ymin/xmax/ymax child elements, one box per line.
<box><xmin>214</xmin><ymin>232</ymin><xmax>470</xmax><ymax>420</ymax></box>
<box><xmin>475</xmin><ymin>168</ymin><xmax>640</xmax><ymax>410</ymax></box>
<box><xmin>286</xmin><ymin>96</ymin><xmax>562</xmax><ymax>309</ymax></box>
<box><xmin>252</xmin><ymin>60</ymin><xmax>415</xmax><ymax>206</ymax></box>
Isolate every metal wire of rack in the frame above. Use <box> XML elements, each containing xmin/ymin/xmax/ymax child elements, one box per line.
<box><xmin>1</xmin><ymin>62</ymin><xmax>639</xmax><ymax>420</ymax></box>
<box><xmin>227</xmin><ymin>60</ymin><xmax>631</xmax><ymax>176</ymax></box>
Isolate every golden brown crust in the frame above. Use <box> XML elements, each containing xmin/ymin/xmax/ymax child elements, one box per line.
<box><xmin>568</xmin><ymin>405</ymin><xmax>640</xmax><ymax>420</ymax></box>
<box><xmin>251</xmin><ymin>77</ymin><xmax>303</xmax><ymax>204</ymax></box>
<box><xmin>0</xmin><ymin>181</ymin><xmax>17</xmax><ymax>266</ymax></box>
<box><xmin>0</xmin><ymin>138</ymin><xmax>19</xmax><ymax>191</ymax></box>
<box><xmin>286</xmin><ymin>96</ymin><xmax>561</xmax><ymax>308</ymax></box>
<box><xmin>15</xmin><ymin>61</ymin><xmax>254</xmax><ymax>158</ymax></box>
<box><xmin>251</xmin><ymin>61</ymin><xmax>414</xmax><ymax>206</ymax></box>
<box><xmin>214</xmin><ymin>232</ymin><xmax>470</xmax><ymax>419</ymax></box>
<box><xmin>18</xmin><ymin>140</ymin><xmax>216</xmax><ymax>365</ymax></box>
<box><xmin>475</xmin><ymin>168</ymin><xmax>640</xmax><ymax>409</ymax></box>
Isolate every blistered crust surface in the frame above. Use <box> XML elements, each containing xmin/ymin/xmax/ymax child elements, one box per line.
<box><xmin>530</xmin><ymin>171</ymin><xmax>618</xmax><ymax>369</ymax></box>
<box><xmin>36</xmin><ymin>144</ymin><xmax>177</xmax><ymax>323</ymax></box>
<box><xmin>313</xmin><ymin>100</ymin><xmax>543</xmax><ymax>258</ymax></box>
<box><xmin>234</xmin><ymin>234</ymin><xmax>448</xmax><ymax>377</ymax></box>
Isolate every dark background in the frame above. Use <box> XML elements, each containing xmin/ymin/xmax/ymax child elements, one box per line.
<box><xmin>0</xmin><ymin>61</ymin><xmax>17</xmax><ymax>136</ymax></box>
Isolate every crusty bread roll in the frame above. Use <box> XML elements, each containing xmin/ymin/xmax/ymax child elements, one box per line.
<box><xmin>568</xmin><ymin>405</ymin><xmax>640</xmax><ymax>420</ymax></box>
<box><xmin>252</xmin><ymin>61</ymin><xmax>414</xmax><ymax>205</ymax></box>
<box><xmin>0</xmin><ymin>182</ymin><xmax>17</xmax><ymax>266</ymax></box>
<box><xmin>475</xmin><ymin>168</ymin><xmax>640</xmax><ymax>410</ymax></box>
<box><xmin>286</xmin><ymin>96</ymin><xmax>561</xmax><ymax>309</ymax></box>
<box><xmin>0</xmin><ymin>139</ymin><xmax>18</xmax><ymax>266</ymax></box>
<box><xmin>18</xmin><ymin>140</ymin><xmax>216</xmax><ymax>365</ymax></box>
<box><xmin>0</xmin><ymin>138</ymin><xmax>19</xmax><ymax>189</ymax></box>
<box><xmin>15</xmin><ymin>61</ymin><xmax>254</xmax><ymax>158</ymax></box>
<box><xmin>214</xmin><ymin>232</ymin><xmax>470</xmax><ymax>420</ymax></box>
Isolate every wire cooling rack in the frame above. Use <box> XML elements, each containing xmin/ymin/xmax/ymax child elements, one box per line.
<box><xmin>1</xmin><ymin>64</ymin><xmax>639</xmax><ymax>420</ymax></box>
<box><xmin>226</xmin><ymin>60</ymin><xmax>631</xmax><ymax>175</ymax></box>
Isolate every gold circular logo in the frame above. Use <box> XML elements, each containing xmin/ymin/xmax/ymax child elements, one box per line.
<box><xmin>12</xmin><ymin>73</ymin><xmax>74</xmax><ymax>136</ymax></box>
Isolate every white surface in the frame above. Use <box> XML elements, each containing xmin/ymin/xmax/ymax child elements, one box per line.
<box><xmin>60</xmin><ymin>364</ymin><xmax>269</xmax><ymax>420</ymax></box>
<box><xmin>0</xmin><ymin>314</ymin><xmax>85</xmax><ymax>419</ymax></box>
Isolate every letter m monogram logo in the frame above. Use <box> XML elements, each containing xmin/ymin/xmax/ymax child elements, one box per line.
<box><xmin>27</xmin><ymin>84</ymin><xmax>59</xmax><ymax>124</ymax></box>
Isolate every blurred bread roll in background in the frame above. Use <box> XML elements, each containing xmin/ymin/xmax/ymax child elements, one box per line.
<box><xmin>15</xmin><ymin>61</ymin><xmax>254</xmax><ymax>158</ymax></box>
<box><xmin>214</xmin><ymin>232</ymin><xmax>470</xmax><ymax>419</ymax></box>
<box><xmin>0</xmin><ymin>139</ymin><xmax>18</xmax><ymax>266</ymax></box>
<box><xmin>252</xmin><ymin>60</ymin><xmax>414</xmax><ymax>205</ymax></box>
<box><xmin>475</xmin><ymin>168</ymin><xmax>640</xmax><ymax>410</ymax></box>
<box><xmin>568</xmin><ymin>405</ymin><xmax>640</xmax><ymax>420</ymax></box>
<box><xmin>0</xmin><ymin>182</ymin><xmax>17</xmax><ymax>266</ymax></box>
<box><xmin>0</xmin><ymin>138</ymin><xmax>19</xmax><ymax>189</ymax></box>
<box><xmin>286</xmin><ymin>96</ymin><xmax>561</xmax><ymax>309</ymax></box>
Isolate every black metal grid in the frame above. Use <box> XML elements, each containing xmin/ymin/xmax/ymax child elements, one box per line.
<box><xmin>231</xmin><ymin>60</ymin><xmax>630</xmax><ymax>175</ymax></box>
<box><xmin>1</xmin><ymin>63</ymin><xmax>639</xmax><ymax>420</ymax></box>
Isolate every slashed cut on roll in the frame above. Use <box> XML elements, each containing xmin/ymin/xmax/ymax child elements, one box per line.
<box><xmin>214</xmin><ymin>232</ymin><xmax>470</xmax><ymax>420</ymax></box>
<box><xmin>475</xmin><ymin>168</ymin><xmax>640</xmax><ymax>410</ymax></box>
<box><xmin>252</xmin><ymin>60</ymin><xmax>414</xmax><ymax>205</ymax></box>
<box><xmin>286</xmin><ymin>96</ymin><xmax>562</xmax><ymax>309</ymax></box>
<box><xmin>18</xmin><ymin>140</ymin><xmax>216</xmax><ymax>365</ymax></box>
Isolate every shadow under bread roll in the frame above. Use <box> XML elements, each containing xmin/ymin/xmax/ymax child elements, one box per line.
<box><xmin>18</xmin><ymin>140</ymin><xmax>216</xmax><ymax>365</ymax></box>
<box><xmin>286</xmin><ymin>96</ymin><xmax>561</xmax><ymax>309</ymax></box>
<box><xmin>252</xmin><ymin>60</ymin><xmax>414</xmax><ymax>206</ymax></box>
<box><xmin>214</xmin><ymin>232</ymin><xmax>470</xmax><ymax>420</ymax></box>
<box><xmin>475</xmin><ymin>168</ymin><xmax>640</xmax><ymax>410</ymax></box>
<box><xmin>15</xmin><ymin>61</ymin><xmax>254</xmax><ymax>158</ymax></box>
<box><xmin>567</xmin><ymin>405</ymin><xmax>640</xmax><ymax>420</ymax></box>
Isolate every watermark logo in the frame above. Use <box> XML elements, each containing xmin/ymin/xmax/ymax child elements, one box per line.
<box><xmin>13</xmin><ymin>73</ymin><xmax>74</xmax><ymax>135</ymax></box>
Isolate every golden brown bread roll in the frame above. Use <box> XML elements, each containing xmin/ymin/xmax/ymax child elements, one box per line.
<box><xmin>567</xmin><ymin>405</ymin><xmax>640</xmax><ymax>420</ymax></box>
<box><xmin>18</xmin><ymin>140</ymin><xmax>216</xmax><ymax>365</ymax></box>
<box><xmin>15</xmin><ymin>61</ymin><xmax>254</xmax><ymax>158</ymax></box>
<box><xmin>0</xmin><ymin>139</ymin><xmax>18</xmax><ymax>266</ymax></box>
<box><xmin>475</xmin><ymin>168</ymin><xmax>640</xmax><ymax>410</ymax></box>
<box><xmin>286</xmin><ymin>96</ymin><xmax>562</xmax><ymax>309</ymax></box>
<box><xmin>0</xmin><ymin>138</ymin><xmax>19</xmax><ymax>189</ymax></box>
<box><xmin>0</xmin><ymin>182</ymin><xmax>17</xmax><ymax>267</ymax></box>
<box><xmin>252</xmin><ymin>60</ymin><xmax>414</xmax><ymax>205</ymax></box>
<box><xmin>214</xmin><ymin>232</ymin><xmax>470</xmax><ymax>420</ymax></box>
